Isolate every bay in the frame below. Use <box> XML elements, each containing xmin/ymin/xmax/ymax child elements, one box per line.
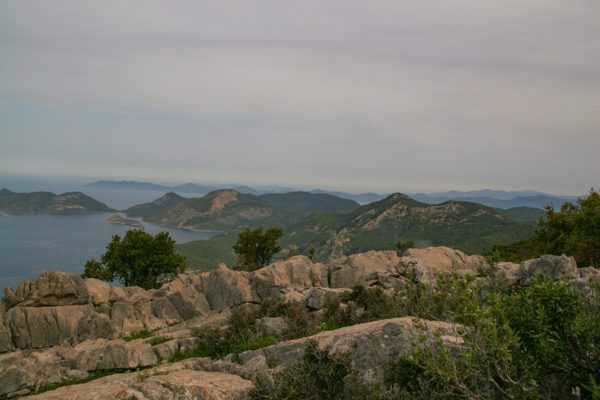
<box><xmin>0</xmin><ymin>213</ymin><xmax>218</xmax><ymax>290</ymax></box>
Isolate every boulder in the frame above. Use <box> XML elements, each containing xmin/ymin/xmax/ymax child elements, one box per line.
<box><xmin>165</xmin><ymin>287</ymin><xmax>211</xmax><ymax>320</ymax></box>
<box><xmin>304</xmin><ymin>287</ymin><xmax>352</xmax><ymax>310</ymax></box>
<box><xmin>7</xmin><ymin>271</ymin><xmax>89</xmax><ymax>308</ymax></box>
<box><xmin>71</xmin><ymin>338</ymin><xmax>157</xmax><ymax>371</ymax></box>
<box><xmin>329</xmin><ymin>251</ymin><xmax>406</xmax><ymax>289</ymax></box>
<box><xmin>251</xmin><ymin>256</ymin><xmax>329</xmax><ymax>300</ymax></box>
<box><xmin>200</xmin><ymin>265</ymin><xmax>255</xmax><ymax>311</ymax></box>
<box><xmin>82</xmin><ymin>278</ymin><xmax>111</xmax><ymax>305</ymax></box>
<box><xmin>480</xmin><ymin>262</ymin><xmax>521</xmax><ymax>289</ymax></box>
<box><xmin>232</xmin><ymin>317</ymin><xmax>461</xmax><ymax>384</ymax></box>
<box><xmin>150</xmin><ymin>296</ymin><xmax>183</xmax><ymax>325</ymax></box>
<box><xmin>519</xmin><ymin>255</ymin><xmax>579</xmax><ymax>285</ymax></box>
<box><xmin>7</xmin><ymin>304</ymin><xmax>110</xmax><ymax>349</ymax></box>
<box><xmin>0</xmin><ymin>349</ymin><xmax>84</xmax><ymax>398</ymax></box>
<box><xmin>255</xmin><ymin>317</ymin><xmax>289</xmax><ymax>337</ymax></box>
<box><xmin>397</xmin><ymin>257</ymin><xmax>437</xmax><ymax>285</ymax></box>
<box><xmin>405</xmin><ymin>246</ymin><xmax>487</xmax><ymax>275</ymax></box>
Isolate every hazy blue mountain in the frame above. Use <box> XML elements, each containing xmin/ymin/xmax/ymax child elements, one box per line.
<box><xmin>86</xmin><ymin>180</ymin><xmax>170</xmax><ymax>191</ymax></box>
<box><xmin>310</xmin><ymin>190</ymin><xmax>388</xmax><ymax>204</ymax></box>
<box><xmin>495</xmin><ymin>207</ymin><xmax>546</xmax><ymax>222</ymax></box>
<box><xmin>170</xmin><ymin>183</ymin><xmax>220</xmax><ymax>193</ymax></box>
<box><xmin>410</xmin><ymin>192</ymin><xmax>576</xmax><ymax>209</ymax></box>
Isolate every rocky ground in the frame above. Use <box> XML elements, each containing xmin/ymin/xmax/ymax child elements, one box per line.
<box><xmin>1</xmin><ymin>247</ymin><xmax>597</xmax><ymax>399</ymax></box>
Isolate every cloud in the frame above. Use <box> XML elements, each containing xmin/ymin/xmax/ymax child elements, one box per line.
<box><xmin>0</xmin><ymin>0</ymin><xmax>598</xmax><ymax>194</ymax></box>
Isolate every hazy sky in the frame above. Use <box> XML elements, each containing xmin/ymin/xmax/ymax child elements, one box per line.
<box><xmin>1</xmin><ymin>1</ymin><xmax>598</xmax><ymax>195</ymax></box>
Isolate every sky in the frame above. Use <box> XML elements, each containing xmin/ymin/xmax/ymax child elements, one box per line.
<box><xmin>0</xmin><ymin>1</ymin><xmax>598</xmax><ymax>196</ymax></box>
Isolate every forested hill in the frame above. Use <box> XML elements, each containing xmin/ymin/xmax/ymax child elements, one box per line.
<box><xmin>281</xmin><ymin>193</ymin><xmax>535</xmax><ymax>261</ymax></box>
<box><xmin>0</xmin><ymin>188</ymin><xmax>114</xmax><ymax>214</ymax></box>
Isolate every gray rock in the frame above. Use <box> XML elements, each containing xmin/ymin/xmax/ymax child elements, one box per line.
<box><xmin>7</xmin><ymin>304</ymin><xmax>107</xmax><ymax>349</ymax></box>
<box><xmin>519</xmin><ymin>255</ymin><xmax>579</xmax><ymax>285</ymax></box>
<box><xmin>82</xmin><ymin>278</ymin><xmax>111</xmax><ymax>306</ymax></box>
<box><xmin>201</xmin><ymin>265</ymin><xmax>255</xmax><ymax>311</ymax></box>
<box><xmin>21</xmin><ymin>365</ymin><xmax>253</xmax><ymax>400</ymax></box>
<box><xmin>73</xmin><ymin>339</ymin><xmax>157</xmax><ymax>371</ymax></box>
<box><xmin>166</xmin><ymin>287</ymin><xmax>211</xmax><ymax>320</ymax></box>
<box><xmin>150</xmin><ymin>296</ymin><xmax>183</xmax><ymax>325</ymax></box>
<box><xmin>329</xmin><ymin>251</ymin><xmax>407</xmax><ymax>289</ymax></box>
<box><xmin>405</xmin><ymin>246</ymin><xmax>488</xmax><ymax>275</ymax></box>
<box><xmin>7</xmin><ymin>271</ymin><xmax>89</xmax><ymax>308</ymax></box>
<box><xmin>255</xmin><ymin>317</ymin><xmax>289</xmax><ymax>337</ymax></box>
<box><xmin>304</xmin><ymin>287</ymin><xmax>351</xmax><ymax>310</ymax></box>
<box><xmin>251</xmin><ymin>256</ymin><xmax>329</xmax><ymax>300</ymax></box>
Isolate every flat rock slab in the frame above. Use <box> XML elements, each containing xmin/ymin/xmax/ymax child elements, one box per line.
<box><xmin>22</xmin><ymin>369</ymin><xmax>253</xmax><ymax>400</ymax></box>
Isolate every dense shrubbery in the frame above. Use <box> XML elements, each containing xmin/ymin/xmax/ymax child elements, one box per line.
<box><xmin>250</xmin><ymin>340</ymin><xmax>376</xmax><ymax>400</ymax></box>
<box><xmin>491</xmin><ymin>188</ymin><xmax>600</xmax><ymax>266</ymax></box>
<box><xmin>385</xmin><ymin>278</ymin><xmax>600</xmax><ymax>399</ymax></box>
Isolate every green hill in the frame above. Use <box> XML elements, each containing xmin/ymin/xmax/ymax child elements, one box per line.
<box><xmin>0</xmin><ymin>189</ymin><xmax>115</xmax><ymax>214</ymax></box>
<box><xmin>125</xmin><ymin>192</ymin><xmax>187</xmax><ymax>218</ymax></box>
<box><xmin>175</xmin><ymin>193</ymin><xmax>536</xmax><ymax>270</ymax></box>
<box><xmin>280</xmin><ymin>193</ymin><xmax>535</xmax><ymax>261</ymax></box>
<box><xmin>259</xmin><ymin>191</ymin><xmax>360</xmax><ymax>214</ymax></box>
<box><xmin>130</xmin><ymin>190</ymin><xmax>302</xmax><ymax>231</ymax></box>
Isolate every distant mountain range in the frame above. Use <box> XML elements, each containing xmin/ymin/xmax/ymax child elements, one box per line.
<box><xmin>0</xmin><ymin>188</ymin><xmax>115</xmax><ymax>214</ymax></box>
<box><xmin>86</xmin><ymin>180</ymin><xmax>578</xmax><ymax>208</ymax></box>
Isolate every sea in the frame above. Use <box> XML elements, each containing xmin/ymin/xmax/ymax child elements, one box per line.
<box><xmin>0</xmin><ymin>176</ymin><xmax>217</xmax><ymax>291</ymax></box>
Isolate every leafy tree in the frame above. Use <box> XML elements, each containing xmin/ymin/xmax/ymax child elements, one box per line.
<box><xmin>489</xmin><ymin>188</ymin><xmax>600</xmax><ymax>266</ymax></box>
<box><xmin>233</xmin><ymin>226</ymin><xmax>284</xmax><ymax>270</ymax></box>
<box><xmin>81</xmin><ymin>229</ymin><xmax>186</xmax><ymax>289</ymax></box>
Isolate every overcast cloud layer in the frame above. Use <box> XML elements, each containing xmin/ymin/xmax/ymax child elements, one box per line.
<box><xmin>1</xmin><ymin>0</ymin><xmax>598</xmax><ymax>195</ymax></box>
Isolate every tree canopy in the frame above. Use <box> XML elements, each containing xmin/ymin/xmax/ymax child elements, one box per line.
<box><xmin>233</xmin><ymin>226</ymin><xmax>284</xmax><ymax>271</ymax></box>
<box><xmin>490</xmin><ymin>188</ymin><xmax>600</xmax><ymax>266</ymax></box>
<box><xmin>82</xmin><ymin>229</ymin><xmax>186</xmax><ymax>289</ymax></box>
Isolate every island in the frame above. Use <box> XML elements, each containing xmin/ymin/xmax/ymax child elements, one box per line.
<box><xmin>106</xmin><ymin>214</ymin><xmax>144</xmax><ymax>228</ymax></box>
<box><xmin>0</xmin><ymin>188</ymin><xmax>115</xmax><ymax>214</ymax></box>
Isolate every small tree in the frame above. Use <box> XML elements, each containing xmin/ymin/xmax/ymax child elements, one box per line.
<box><xmin>396</xmin><ymin>239</ymin><xmax>415</xmax><ymax>255</ymax></box>
<box><xmin>233</xmin><ymin>226</ymin><xmax>284</xmax><ymax>271</ymax></box>
<box><xmin>81</xmin><ymin>229</ymin><xmax>186</xmax><ymax>289</ymax></box>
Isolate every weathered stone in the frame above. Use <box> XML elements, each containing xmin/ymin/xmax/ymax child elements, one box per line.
<box><xmin>329</xmin><ymin>251</ymin><xmax>406</xmax><ymax>289</ymax></box>
<box><xmin>9</xmin><ymin>271</ymin><xmax>89</xmax><ymax>308</ymax></box>
<box><xmin>405</xmin><ymin>246</ymin><xmax>487</xmax><ymax>274</ymax></box>
<box><xmin>7</xmin><ymin>304</ymin><xmax>105</xmax><ymax>349</ymax></box>
<box><xmin>519</xmin><ymin>255</ymin><xmax>579</xmax><ymax>285</ymax></box>
<box><xmin>201</xmin><ymin>265</ymin><xmax>255</xmax><ymax>311</ymax></box>
<box><xmin>166</xmin><ymin>287</ymin><xmax>211</xmax><ymax>320</ymax></box>
<box><xmin>304</xmin><ymin>287</ymin><xmax>351</xmax><ymax>310</ymax></box>
<box><xmin>152</xmin><ymin>337</ymin><xmax>202</xmax><ymax>360</ymax></box>
<box><xmin>73</xmin><ymin>338</ymin><xmax>157</xmax><ymax>371</ymax></box>
<box><xmin>234</xmin><ymin>317</ymin><xmax>461</xmax><ymax>384</ymax></box>
<box><xmin>252</xmin><ymin>256</ymin><xmax>329</xmax><ymax>300</ymax></box>
<box><xmin>82</xmin><ymin>278</ymin><xmax>111</xmax><ymax>305</ymax></box>
<box><xmin>0</xmin><ymin>313</ymin><xmax>14</xmax><ymax>353</ymax></box>
<box><xmin>255</xmin><ymin>317</ymin><xmax>289</xmax><ymax>337</ymax></box>
<box><xmin>397</xmin><ymin>257</ymin><xmax>436</xmax><ymax>285</ymax></box>
<box><xmin>480</xmin><ymin>262</ymin><xmax>521</xmax><ymax>288</ymax></box>
<box><xmin>150</xmin><ymin>296</ymin><xmax>183</xmax><ymax>325</ymax></box>
<box><xmin>21</xmin><ymin>366</ymin><xmax>253</xmax><ymax>400</ymax></box>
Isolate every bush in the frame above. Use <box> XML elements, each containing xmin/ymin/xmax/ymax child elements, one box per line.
<box><xmin>249</xmin><ymin>340</ymin><xmax>375</xmax><ymax>400</ymax></box>
<box><xmin>385</xmin><ymin>277</ymin><xmax>600</xmax><ymax>399</ymax></box>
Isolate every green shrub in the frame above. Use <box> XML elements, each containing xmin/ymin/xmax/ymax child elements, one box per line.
<box><xmin>249</xmin><ymin>340</ymin><xmax>375</xmax><ymax>400</ymax></box>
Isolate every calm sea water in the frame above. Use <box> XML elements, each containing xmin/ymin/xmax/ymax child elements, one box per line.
<box><xmin>0</xmin><ymin>213</ymin><xmax>218</xmax><ymax>290</ymax></box>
